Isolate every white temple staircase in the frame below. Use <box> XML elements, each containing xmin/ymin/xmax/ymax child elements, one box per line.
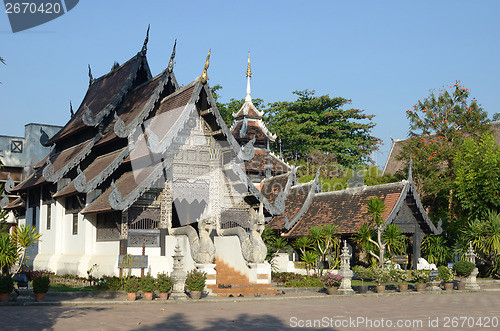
<box><xmin>207</xmin><ymin>258</ymin><xmax>280</xmax><ymax>297</ymax></box>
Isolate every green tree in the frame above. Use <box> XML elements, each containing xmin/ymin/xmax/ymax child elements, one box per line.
<box><xmin>292</xmin><ymin>236</ymin><xmax>312</xmax><ymax>259</ymax></box>
<box><xmin>492</xmin><ymin>113</ymin><xmax>500</xmax><ymax>122</ymax></box>
<box><xmin>308</xmin><ymin>224</ymin><xmax>339</xmax><ymax>274</ymax></box>
<box><xmin>266</xmin><ymin>90</ymin><xmax>380</xmax><ymax>167</ymax></box>
<box><xmin>421</xmin><ymin>235</ymin><xmax>451</xmax><ymax>266</ymax></box>
<box><xmin>458</xmin><ymin>210</ymin><xmax>500</xmax><ymax>277</ymax></box>
<box><xmin>454</xmin><ymin>134</ymin><xmax>500</xmax><ymax>218</ymax></box>
<box><xmin>301</xmin><ymin>250</ymin><xmax>318</xmax><ymax>276</ymax></box>
<box><xmin>382</xmin><ymin>224</ymin><xmax>408</xmax><ymax>256</ymax></box>
<box><xmin>0</xmin><ymin>233</ymin><xmax>18</xmax><ymax>275</ymax></box>
<box><xmin>353</xmin><ymin>223</ymin><xmax>376</xmax><ymax>265</ymax></box>
<box><xmin>365</xmin><ymin>197</ymin><xmax>387</xmax><ymax>268</ymax></box>
<box><xmin>398</xmin><ymin>81</ymin><xmax>490</xmax><ymax>221</ymax></box>
<box><xmin>11</xmin><ymin>225</ymin><xmax>42</xmax><ymax>273</ymax></box>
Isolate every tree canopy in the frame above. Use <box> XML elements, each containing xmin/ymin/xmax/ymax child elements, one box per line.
<box><xmin>265</xmin><ymin>90</ymin><xmax>380</xmax><ymax>167</ymax></box>
<box><xmin>397</xmin><ymin>81</ymin><xmax>490</xmax><ymax>220</ymax></box>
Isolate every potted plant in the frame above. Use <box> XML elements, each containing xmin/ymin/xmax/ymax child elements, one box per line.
<box><xmin>0</xmin><ymin>274</ymin><xmax>14</xmax><ymax>302</ymax></box>
<box><xmin>320</xmin><ymin>272</ymin><xmax>342</xmax><ymax>295</ymax></box>
<box><xmin>33</xmin><ymin>276</ymin><xmax>50</xmax><ymax>302</ymax></box>
<box><xmin>352</xmin><ymin>265</ymin><xmax>369</xmax><ymax>294</ymax></box>
<box><xmin>438</xmin><ymin>266</ymin><xmax>454</xmax><ymax>291</ymax></box>
<box><xmin>124</xmin><ymin>277</ymin><xmax>139</xmax><ymax>301</ymax></box>
<box><xmin>139</xmin><ymin>274</ymin><xmax>156</xmax><ymax>300</ymax></box>
<box><xmin>157</xmin><ymin>272</ymin><xmax>172</xmax><ymax>300</ymax></box>
<box><xmin>411</xmin><ymin>270</ymin><xmax>429</xmax><ymax>292</ymax></box>
<box><xmin>369</xmin><ymin>267</ymin><xmax>390</xmax><ymax>293</ymax></box>
<box><xmin>390</xmin><ymin>268</ymin><xmax>408</xmax><ymax>292</ymax></box>
<box><xmin>452</xmin><ymin>260</ymin><xmax>475</xmax><ymax>290</ymax></box>
<box><xmin>185</xmin><ymin>269</ymin><xmax>207</xmax><ymax>299</ymax></box>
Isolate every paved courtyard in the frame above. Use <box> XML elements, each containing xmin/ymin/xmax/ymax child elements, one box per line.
<box><xmin>1</xmin><ymin>290</ymin><xmax>499</xmax><ymax>330</ymax></box>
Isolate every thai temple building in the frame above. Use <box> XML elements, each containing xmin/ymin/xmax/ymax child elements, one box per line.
<box><xmin>5</xmin><ymin>31</ymin><xmax>442</xmax><ymax>295</ymax></box>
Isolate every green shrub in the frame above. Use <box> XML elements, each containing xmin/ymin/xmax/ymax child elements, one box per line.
<box><xmin>156</xmin><ymin>273</ymin><xmax>172</xmax><ymax>293</ymax></box>
<box><xmin>33</xmin><ymin>276</ymin><xmax>51</xmax><ymax>293</ymax></box>
<box><xmin>438</xmin><ymin>266</ymin><xmax>454</xmax><ymax>282</ymax></box>
<box><xmin>0</xmin><ymin>275</ymin><xmax>14</xmax><ymax>294</ymax></box>
<box><xmin>124</xmin><ymin>277</ymin><xmax>139</xmax><ymax>293</ymax></box>
<box><xmin>368</xmin><ymin>267</ymin><xmax>391</xmax><ymax>285</ymax></box>
<box><xmin>389</xmin><ymin>268</ymin><xmax>408</xmax><ymax>282</ymax></box>
<box><xmin>185</xmin><ymin>269</ymin><xmax>207</xmax><ymax>291</ymax></box>
<box><xmin>411</xmin><ymin>270</ymin><xmax>429</xmax><ymax>283</ymax></box>
<box><xmin>452</xmin><ymin>261</ymin><xmax>475</xmax><ymax>277</ymax></box>
<box><xmin>139</xmin><ymin>275</ymin><xmax>156</xmax><ymax>293</ymax></box>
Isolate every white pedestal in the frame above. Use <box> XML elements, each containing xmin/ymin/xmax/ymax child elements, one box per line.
<box><xmin>248</xmin><ymin>262</ymin><xmax>271</xmax><ymax>284</ymax></box>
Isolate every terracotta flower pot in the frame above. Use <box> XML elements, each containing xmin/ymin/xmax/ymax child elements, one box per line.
<box><xmin>326</xmin><ymin>287</ymin><xmax>338</xmax><ymax>295</ymax></box>
<box><xmin>398</xmin><ymin>284</ymin><xmax>408</xmax><ymax>293</ymax></box>
<box><xmin>456</xmin><ymin>281</ymin><xmax>466</xmax><ymax>290</ymax></box>
<box><xmin>159</xmin><ymin>292</ymin><xmax>168</xmax><ymax>300</ymax></box>
<box><xmin>444</xmin><ymin>282</ymin><xmax>454</xmax><ymax>291</ymax></box>
<box><xmin>415</xmin><ymin>283</ymin><xmax>426</xmax><ymax>292</ymax></box>
<box><xmin>127</xmin><ymin>292</ymin><xmax>137</xmax><ymax>301</ymax></box>
<box><xmin>143</xmin><ymin>292</ymin><xmax>153</xmax><ymax>300</ymax></box>
<box><xmin>375</xmin><ymin>285</ymin><xmax>385</xmax><ymax>293</ymax></box>
<box><xmin>190</xmin><ymin>290</ymin><xmax>202</xmax><ymax>299</ymax></box>
<box><xmin>0</xmin><ymin>293</ymin><xmax>10</xmax><ymax>302</ymax></box>
<box><xmin>35</xmin><ymin>293</ymin><xmax>46</xmax><ymax>302</ymax></box>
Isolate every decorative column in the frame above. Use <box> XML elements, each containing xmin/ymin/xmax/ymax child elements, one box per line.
<box><xmin>170</xmin><ymin>241</ymin><xmax>188</xmax><ymax>300</ymax></box>
<box><xmin>465</xmin><ymin>242</ymin><xmax>481</xmax><ymax>291</ymax></box>
<box><xmin>338</xmin><ymin>240</ymin><xmax>354</xmax><ymax>296</ymax></box>
<box><xmin>159</xmin><ymin>184</ymin><xmax>172</xmax><ymax>256</ymax></box>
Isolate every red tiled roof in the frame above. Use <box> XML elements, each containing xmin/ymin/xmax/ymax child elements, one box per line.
<box><xmin>232</xmin><ymin>120</ymin><xmax>269</xmax><ymax>143</ymax></box>
<box><xmin>245</xmin><ymin>148</ymin><xmax>290</xmax><ymax>175</ymax></box>
<box><xmin>284</xmin><ymin>182</ymin><xmax>405</xmax><ymax>237</ymax></box>
<box><xmin>260</xmin><ymin>173</ymin><xmax>290</xmax><ymax>203</ymax></box>
<box><xmin>268</xmin><ymin>182</ymin><xmax>312</xmax><ymax>230</ymax></box>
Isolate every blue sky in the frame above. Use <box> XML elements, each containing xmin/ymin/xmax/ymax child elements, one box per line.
<box><xmin>1</xmin><ymin>0</ymin><xmax>499</xmax><ymax>168</ymax></box>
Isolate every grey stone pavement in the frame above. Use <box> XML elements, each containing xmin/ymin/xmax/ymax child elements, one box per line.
<box><xmin>1</xmin><ymin>284</ymin><xmax>499</xmax><ymax>331</ymax></box>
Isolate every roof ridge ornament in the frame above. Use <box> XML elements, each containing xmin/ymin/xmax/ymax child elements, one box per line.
<box><xmin>141</xmin><ymin>24</ymin><xmax>150</xmax><ymax>55</ymax></box>
<box><xmin>70</xmin><ymin>101</ymin><xmax>74</xmax><ymax>118</ymax></box>
<box><xmin>5</xmin><ymin>173</ymin><xmax>15</xmax><ymax>193</ymax></box>
<box><xmin>88</xmin><ymin>64</ymin><xmax>94</xmax><ymax>86</ymax></box>
<box><xmin>200</xmin><ymin>49</ymin><xmax>211</xmax><ymax>85</ymax></box>
<box><xmin>39</xmin><ymin>127</ymin><xmax>49</xmax><ymax>146</ymax></box>
<box><xmin>245</xmin><ymin>52</ymin><xmax>252</xmax><ymax>102</ymax></box>
<box><xmin>408</xmin><ymin>158</ymin><xmax>413</xmax><ymax>183</ymax></box>
<box><xmin>167</xmin><ymin>39</ymin><xmax>177</xmax><ymax>73</ymax></box>
<box><xmin>74</xmin><ymin>165</ymin><xmax>88</xmax><ymax>193</ymax></box>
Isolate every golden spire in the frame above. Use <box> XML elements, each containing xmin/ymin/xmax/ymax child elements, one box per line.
<box><xmin>200</xmin><ymin>49</ymin><xmax>211</xmax><ymax>84</ymax></box>
<box><xmin>246</xmin><ymin>52</ymin><xmax>252</xmax><ymax>78</ymax></box>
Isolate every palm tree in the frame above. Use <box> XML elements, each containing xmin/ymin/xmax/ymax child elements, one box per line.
<box><xmin>11</xmin><ymin>225</ymin><xmax>42</xmax><ymax>274</ymax></box>
<box><xmin>292</xmin><ymin>236</ymin><xmax>312</xmax><ymax>258</ymax></box>
<box><xmin>366</xmin><ymin>197</ymin><xmax>387</xmax><ymax>268</ymax></box>
<box><xmin>382</xmin><ymin>224</ymin><xmax>408</xmax><ymax>256</ymax></box>
<box><xmin>421</xmin><ymin>235</ymin><xmax>451</xmax><ymax>266</ymax></box>
<box><xmin>0</xmin><ymin>233</ymin><xmax>18</xmax><ymax>275</ymax></box>
<box><xmin>301</xmin><ymin>251</ymin><xmax>318</xmax><ymax>276</ymax></box>
<box><xmin>353</xmin><ymin>223</ymin><xmax>376</xmax><ymax>265</ymax></box>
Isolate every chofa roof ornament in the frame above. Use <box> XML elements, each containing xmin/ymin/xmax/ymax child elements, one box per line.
<box><xmin>200</xmin><ymin>49</ymin><xmax>211</xmax><ymax>85</ymax></box>
<box><xmin>167</xmin><ymin>39</ymin><xmax>176</xmax><ymax>73</ymax></box>
<box><xmin>141</xmin><ymin>24</ymin><xmax>150</xmax><ymax>56</ymax></box>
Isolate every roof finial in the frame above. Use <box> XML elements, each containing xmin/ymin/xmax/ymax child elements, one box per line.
<box><xmin>141</xmin><ymin>24</ymin><xmax>150</xmax><ymax>55</ymax></box>
<box><xmin>408</xmin><ymin>157</ymin><xmax>413</xmax><ymax>183</ymax></box>
<box><xmin>200</xmin><ymin>49</ymin><xmax>211</xmax><ymax>85</ymax></box>
<box><xmin>88</xmin><ymin>64</ymin><xmax>93</xmax><ymax>85</ymax></box>
<box><xmin>70</xmin><ymin>101</ymin><xmax>74</xmax><ymax>118</ymax></box>
<box><xmin>246</xmin><ymin>52</ymin><xmax>252</xmax><ymax>78</ymax></box>
<box><xmin>245</xmin><ymin>52</ymin><xmax>252</xmax><ymax>102</ymax></box>
<box><xmin>167</xmin><ymin>39</ymin><xmax>177</xmax><ymax>73</ymax></box>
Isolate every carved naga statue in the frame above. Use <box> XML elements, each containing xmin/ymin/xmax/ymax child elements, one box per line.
<box><xmin>217</xmin><ymin>203</ymin><xmax>267</xmax><ymax>264</ymax></box>
<box><xmin>168</xmin><ymin>208</ymin><xmax>215</xmax><ymax>265</ymax></box>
